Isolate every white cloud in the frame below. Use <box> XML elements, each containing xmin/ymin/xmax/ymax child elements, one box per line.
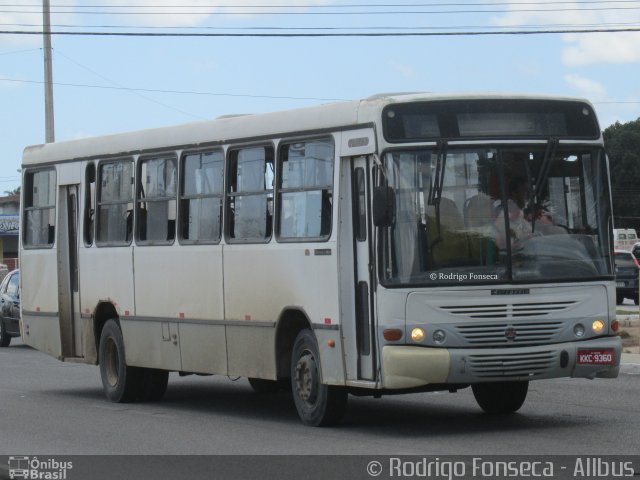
<box><xmin>0</xmin><ymin>5</ymin><xmax>43</xmax><ymax>47</ymax></box>
<box><xmin>98</xmin><ymin>0</ymin><xmax>333</xmax><ymax>27</ymax></box>
<box><xmin>389</xmin><ymin>62</ymin><xmax>416</xmax><ymax>79</ymax></box>
<box><xmin>0</xmin><ymin>3</ymin><xmax>78</xmax><ymax>47</ymax></box>
<box><xmin>563</xmin><ymin>73</ymin><xmax>607</xmax><ymax>99</ymax></box>
<box><xmin>562</xmin><ymin>33</ymin><xmax>640</xmax><ymax>66</ymax></box>
<box><xmin>491</xmin><ymin>0</ymin><xmax>640</xmax><ymax>66</ymax></box>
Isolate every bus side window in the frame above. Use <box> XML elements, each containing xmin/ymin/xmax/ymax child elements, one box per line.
<box><xmin>136</xmin><ymin>155</ymin><xmax>177</xmax><ymax>244</ymax></box>
<box><xmin>180</xmin><ymin>150</ymin><xmax>224</xmax><ymax>244</ymax></box>
<box><xmin>227</xmin><ymin>146</ymin><xmax>274</xmax><ymax>242</ymax></box>
<box><xmin>23</xmin><ymin>168</ymin><xmax>56</xmax><ymax>248</ymax></box>
<box><xmin>277</xmin><ymin>138</ymin><xmax>334</xmax><ymax>241</ymax></box>
<box><xmin>96</xmin><ymin>159</ymin><xmax>134</xmax><ymax>245</ymax></box>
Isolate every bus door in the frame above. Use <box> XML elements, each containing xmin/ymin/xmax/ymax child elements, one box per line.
<box><xmin>351</xmin><ymin>156</ymin><xmax>376</xmax><ymax>380</ymax></box>
<box><xmin>57</xmin><ymin>184</ymin><xmax>82</xmax><ymax>358</ymax></box>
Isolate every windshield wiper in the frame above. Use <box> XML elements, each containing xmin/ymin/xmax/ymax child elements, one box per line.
<box><xmin>428</xmin><ymin>140</ymin><xmax>448</xmax><ymax>206</ymax></box>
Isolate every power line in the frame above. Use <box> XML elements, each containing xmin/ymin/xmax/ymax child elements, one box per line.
<box><xmin>3</xmin><ymin>6</ymin><xmax>640</xmax><ymax>15</ymax></box>
<box><xmin>53</xmin><ymin>48</ymin><xmax>205</xmax><ymax>120</ymax></box>
<box><xmin>2</xmin><ymin>76</ymin><xmax>640</xmax><ymax>106</ymax></box>
<box><xmin>3</xmin><ymin>21</ymin><xmax>640</xmax><ymax>31</ymax></box>
<box><xmin>2</xmin><ymin>27</ymin><xmax>640</xmax><ymax>36</ymax></box>
<box><xmin>0</xmin><ymin>77</ymin><xmax>349</xmax><ymax>101</ymax></box>
<box><xmin>0</xmin><ymin>47</ymin><xmax>41</xmax><ymax>56</ymax></box>
<box><xmin>5</xmin><ymin>0</ymin><xmax>640</xmax><ymax>7</ymax></box>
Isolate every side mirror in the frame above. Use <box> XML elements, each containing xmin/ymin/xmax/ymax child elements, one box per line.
<box><xmin>372</xmin><ymin>186</ymin><xmax>395</xmax><ymax>227</ymax></box>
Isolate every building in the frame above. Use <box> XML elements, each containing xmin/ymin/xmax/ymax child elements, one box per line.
<box><xmin>0</xmin><ymin>194</ymin><xmax>19</xmax><ymax>270</ymax></box>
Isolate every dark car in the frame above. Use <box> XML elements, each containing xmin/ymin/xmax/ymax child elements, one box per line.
<box><xmin>633</xmin><ymin>242</ymin><xmax>640</xmax><ymax>262</ymax></box>
<box><xmin>614</xmin><ymin>251</ymin><xmax>639</xmax><ymax>305</ymax></box>
<box><xmin>0</xmin><ymin>269</ymin><xmax>20</xmax><ymax>347</ymax></box>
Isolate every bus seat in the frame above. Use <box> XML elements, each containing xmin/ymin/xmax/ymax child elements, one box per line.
<box><xmin>464</xmin><ymin>193</ymin><xmax>497</xmax><ymax>265</ymax></box>
<box><xmin>426</xmin><ymin>198</ymin><xmax>467</xmax><ymax>266</ymax></box>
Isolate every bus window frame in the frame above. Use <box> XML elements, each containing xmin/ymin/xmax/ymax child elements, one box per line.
<box><xmin>22</xmin><ymin>166</ymin><xmax>57</xmax><ymax>250</ymax></box>
<box><xmin>95</xmin><ymin>157</ymin><xmax>135</xmax><ymax>248</ymax></box>
<box><xmin>178</xmin><ymin>147</ymin><xmax>225</xmax><ymax>246</ymax></box>
<box><xmin>275</xmin><ymin>135</ymin><xmax>335</xmax><ymax>244</ymax></box>
<box><xmin>225</xmin><ymin>142</ymin><xmax>275</xmax><ymax>245</ymax></box>
<box><xmin>135</xmin><ymin>152</ymin><xmax>178</xmax><ymax>247</ymax></box>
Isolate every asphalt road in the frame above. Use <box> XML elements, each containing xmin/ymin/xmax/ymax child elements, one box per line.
<box><xmin>1</xmin><ymin>339</ymin><xmax>639</xmax><ymax>456</ymax></box>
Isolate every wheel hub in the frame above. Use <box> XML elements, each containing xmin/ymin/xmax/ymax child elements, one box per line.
<box><xmin>295</xmin><ymin>353</ymin><xmax>318</xmax><ymax>403</ymax></box>
<box><xmin>104</xmin><ymin>337</ymin><xmax>120</xmax><ymax>387</ymax></box>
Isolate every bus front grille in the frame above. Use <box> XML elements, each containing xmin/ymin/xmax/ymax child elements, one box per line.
<box><xmin>440</xmin><ymin>301</ymin><xmax>576</xmax><ymax>319</ymax></box>
<box><xmin>467</xmin><ymin>351</ymin><xmax>557</xmax><ymax>379</ymax></box>
<box><xmin>455</xmin><ymin>321</ymin><xmax>564</xmax><ymax>346</ymax></box>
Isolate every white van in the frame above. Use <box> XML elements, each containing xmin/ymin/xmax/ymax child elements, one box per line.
<box><xmin>613</xmin><ymin>228</ymin><xmax>638</xmax><ymax>251</ymax></box>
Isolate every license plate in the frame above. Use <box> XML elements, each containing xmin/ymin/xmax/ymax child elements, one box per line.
<box><xmin>616</xmin><ymin>282</ymin><xmax>625</xmax><ymax>287</ymax></box>
<box><xmin>577</xmin><ymin>349</ymin><xmax>616</xmax><ymax>365</ymax></box>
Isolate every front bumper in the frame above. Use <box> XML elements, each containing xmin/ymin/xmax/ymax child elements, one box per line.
<box><xmin>381</xmin><ymin>336</ymin><xmax>621</xmax><ymax>390</ymax></box>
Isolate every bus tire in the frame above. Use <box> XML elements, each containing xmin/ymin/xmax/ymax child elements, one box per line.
<box><xmin>0</xmin><ymin>321</ymin><xmax>11</xmax><ymax>347</ymax></box>
<box><xmin>291</xmin><ymin>330</ymin><xmax>347</xmax><ymax>426</ymax></box>
<box><xmin>98</xmin><ymin>319</ymin><xmax>143</xmax><ymax>403</ymax></box>
<box><xmin>140</xmin><ymin>369</ymin><xmax>169</xmax><ymax>402</ymax></box>
<box><xmin>472</xmin><ymin>381</ymin><xmax>529</xmax><ymax>414</ymax></box>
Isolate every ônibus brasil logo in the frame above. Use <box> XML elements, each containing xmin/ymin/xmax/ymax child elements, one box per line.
<box><xmin>8</xmin><ymin>456</ymin><xmax>73</xmax><ymax>480</ymax></box>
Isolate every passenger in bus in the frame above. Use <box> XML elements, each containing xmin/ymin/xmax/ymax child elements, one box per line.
<box><xmin>493</xmin><ymin>177</ymin><xmax>533</xmax><ymax>250</ymax></box>
<box><xmin>494</xmin><ymin>177</ymin><xmax>565</xmax><ymax>251</ymax></box>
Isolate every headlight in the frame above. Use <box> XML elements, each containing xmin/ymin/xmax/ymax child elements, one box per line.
<box><xmin>411</xmin><ymin>328</ymin><xmax>425</xmax><ymax>342</ymax></box>
<box><xmin>592</xmin><ymin>319</ymin><xmax>605</xmax><ymax>334</ymax></box>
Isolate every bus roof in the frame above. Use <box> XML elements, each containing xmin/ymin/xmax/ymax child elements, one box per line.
<box><xmin>22</xmin><ymin>92</ymin><xmax>594</xmax><ymax>166</ymax></box>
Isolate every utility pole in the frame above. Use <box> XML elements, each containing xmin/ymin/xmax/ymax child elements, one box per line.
<box><xmin>43</xmin><ymin>0</ymin><xmax>55</xmax><ymax>143</ymax></box>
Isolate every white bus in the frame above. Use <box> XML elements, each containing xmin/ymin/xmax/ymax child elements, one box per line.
<box><xmin>20</xmin><ymin>93</ymin><xmax>621</xmax><ymax>426</ymax></box>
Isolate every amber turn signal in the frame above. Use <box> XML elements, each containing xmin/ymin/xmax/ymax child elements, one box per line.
<box><xmin>383</xmin><ymin>329</ymin><xmax>403</xmax><ymax>341</ymax></box>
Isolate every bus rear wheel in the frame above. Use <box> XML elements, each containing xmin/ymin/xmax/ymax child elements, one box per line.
<box><xmin>99</xmin><ymin>319</ymin><xmax>143</xmax><ymax>403</ymax></box>
<box><xmin>140</xmin><ymin>369</ymin><xmax>169</xmax><ymax>401</ymax></box>
<box><xmin>472</xmin><ymin>381</ymin><xmax>529</xmax><ymax>414</ymax></box>
<box><xmin>291</xmin><ymin>330</ymin><xmax>347</xmax><ymax>426</ymax></box>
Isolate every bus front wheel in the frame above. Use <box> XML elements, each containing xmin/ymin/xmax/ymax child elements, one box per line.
<box><xmin>472</xmin><ymin>381</ymin><xmax>529</xmax><ymax>414</ymax></box>
<box><xmin>99</xmin><ymin>319</ymin><xmax>143</xmax><ymax>403</ymax></box>
<box><xmin>291</xmin><ymin>330</ymin><xmax>347</xmax><ymax>426</ymax></box>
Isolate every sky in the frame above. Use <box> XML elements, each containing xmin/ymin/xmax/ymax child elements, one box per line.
<box><xmin>1</xmin><ymin>0</ymin><xmax>640</xmax><ymax>194</ymax></box>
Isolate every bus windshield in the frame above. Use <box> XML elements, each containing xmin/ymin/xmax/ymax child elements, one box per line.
<box><xmin>379</xmin><ymin>145</ymin><xmax>612</xmax><ymax>286</ymax></box>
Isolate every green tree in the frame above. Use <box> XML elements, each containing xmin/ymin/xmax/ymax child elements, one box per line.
<box><xmin>603</xmin><ymin>118</ymin><xmax>640</xmax><ymax>230</ymax></box>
